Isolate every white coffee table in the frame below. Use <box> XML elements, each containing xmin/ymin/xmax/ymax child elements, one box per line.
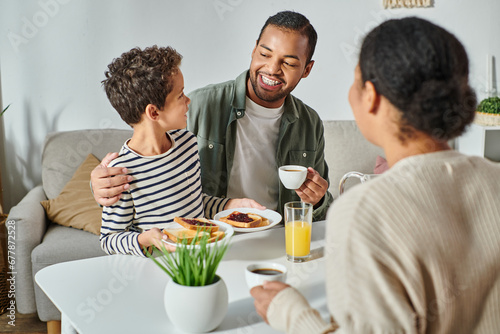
<box><xmin>35</xmin><ymin>221</ymin><xmax>329</xmax><ymax>334</ymax></box>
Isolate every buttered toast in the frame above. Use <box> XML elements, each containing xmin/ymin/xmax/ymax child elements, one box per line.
<box><xmin>162</xmin><ymin>228</ymin><xmax>210</xmax><ymax>243</ymax></box>
<box><xmin>162</xmin><ymin>228</ymin><xmax>225</xmax><ymax>244</ymax></box>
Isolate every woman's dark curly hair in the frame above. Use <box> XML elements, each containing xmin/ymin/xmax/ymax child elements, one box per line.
<box><xmin>102</xmin><ymin>45</ymin><xmax>182</xmax><ymax>126</ymax></box>
<box><xmin>359</xmin><ymin>17</ymin><xmax>477</xmax><ymax>141</ymax></box>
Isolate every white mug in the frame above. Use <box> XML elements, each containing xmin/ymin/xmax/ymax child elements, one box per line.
<box><xmin>245</xmin><ymin>262</ymin><xmax>287</xmax><ymax>290</ymax></box>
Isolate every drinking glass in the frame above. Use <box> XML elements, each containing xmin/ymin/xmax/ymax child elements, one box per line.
<box><xmin>284</xmin><ymin>201</ymin><xmax>312</xmax><ymax>263</ymax></box>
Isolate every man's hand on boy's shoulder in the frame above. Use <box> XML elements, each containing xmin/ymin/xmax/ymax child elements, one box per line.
<box><xmin>90</xmin><ymin>152</ymin><xmax>133</xmax><ymax>207</ymax></box>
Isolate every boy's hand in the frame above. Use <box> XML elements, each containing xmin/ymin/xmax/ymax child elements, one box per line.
<box><xmin>138</xmin><ymin>228</ymin><xmax>175</xmax><ymax>252</ymax></box>
<box><xmin>90</xmin><ymin>152</ymin><xmax>133</xmax><ymax>206</ymax></box>
<box><xmin>225</xmin><ymin>198</ymin><xmax>266</xmax><ymax>211</ymax></box>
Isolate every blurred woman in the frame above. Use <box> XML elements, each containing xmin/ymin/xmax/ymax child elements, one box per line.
<box><xmin>251</xmin><ymin>17</ymin><xmax>500</xmax><ymax>334</ymax></box>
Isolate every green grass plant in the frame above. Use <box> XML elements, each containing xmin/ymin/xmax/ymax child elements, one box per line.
<box><xmin>145</xmin><ymin>230</ymin><xmax>231</xmax><ymax>286</ymax></box>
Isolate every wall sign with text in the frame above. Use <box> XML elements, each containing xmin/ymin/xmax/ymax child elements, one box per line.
<box><xmin>383</xmin><ymin>0</ymin><xmax>432</xmax><ymax>8</ymax></box>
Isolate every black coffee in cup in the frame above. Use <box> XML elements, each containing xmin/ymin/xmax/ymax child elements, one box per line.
<box><xmin>251</xmin><ymin>268</ymin><xmax>283</xmax><ymax>275</ymax></box>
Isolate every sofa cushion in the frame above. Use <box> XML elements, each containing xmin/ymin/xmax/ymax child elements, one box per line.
<box><xmin>322</xmin><ymin>120</ymin><xmax>385</xmax><ymax>198</ymax></box>
<box><xmin>374</xmin><ymin>155</ymin><xmax>390</xmax><ymax>174</ymax></box>
<box><xmin>31</xmin><ymin>224</ymin><xmax>106</xmax><ymax>267</ymax></box>
<box><xmin>42</xmin><ymin>129</ymin><xmax>132</xmax><ymax>199</ymax></box>
<box><xmin>41</xmin><ymin>154</ymin><xmax>102</xmax><ymax>235</ymax></box>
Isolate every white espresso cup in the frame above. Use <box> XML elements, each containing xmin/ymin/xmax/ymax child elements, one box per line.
<box><xmin>278</xmin><ymin>165</ymin><xmax>307</xmax><ymax>190</ymax></box>
<box><xmin>245</xmin><ymin>262</ymin><xmax>287</xmax><ymax>290</ymax></box>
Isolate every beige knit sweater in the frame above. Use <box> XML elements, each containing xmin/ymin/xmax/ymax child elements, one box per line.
<box><xmin>267</xmin><ymin>151</ymin><xmax>500</xmax><ymax>333</ymax></box>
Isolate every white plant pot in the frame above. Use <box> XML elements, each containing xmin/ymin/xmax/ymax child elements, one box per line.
<box><xmin>164</xmin><ymin>275</ymin><xmax>228</xmax><ymax>332</ymax></box>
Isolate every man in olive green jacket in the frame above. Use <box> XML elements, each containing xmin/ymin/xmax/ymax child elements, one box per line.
<box><xmin>91</xmin><ymin>11</ymin><xmax>333</xmax><ymax>220</ymax></box>
<box><xmin>186</xmin><ymin>11</ymin><xmax>332</xmax><ymax>220</ymax></box>
<box><xmin>187</xmin><ymin>70</ymin><xmax>332</xmax><ymax>220</ymax></box>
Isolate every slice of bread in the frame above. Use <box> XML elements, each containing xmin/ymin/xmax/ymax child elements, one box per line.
<box><xmin>162</xmin><ymin>228</ymin><xmax>210</xmax><ymax>243</ymax></box>
<box><xmin>174</xmin><ymin>217</ymin><xmax>219</xmax><ymax>233</ymax></box>
<box><xmin>255</xmin><ymin>217</ymin><xmax>270</xmax><ymax>228</ymax></box>
<box><xmin>219</xmin><ymin>211</ymin><xmax>262</xmax><ymax>228</ymax></box>
<box><xmin>206</xmin><ymin>231</ymin><xmax>225</xmax><ymax>244</ymax></box>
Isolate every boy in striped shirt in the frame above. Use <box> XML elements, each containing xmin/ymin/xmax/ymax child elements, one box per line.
<box><xmin>100</xmin><ymin>46</ymin><xmax>262</xmax><ymax>256</ymax></box>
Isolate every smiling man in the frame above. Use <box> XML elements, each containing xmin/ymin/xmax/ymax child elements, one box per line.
<box><xmin>90</xmin><ymin>11</ymin><xmax>333</xmax><ymax>220</ymax></box>
<box><xmin>186</xmin><ymin>11</ymin><xmax>333</xmax><ymax>220</ymax></box>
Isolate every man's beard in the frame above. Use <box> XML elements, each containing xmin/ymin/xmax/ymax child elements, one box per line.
<box><xmin>249</xmin><ymin>72</ymin><xmax>292</xmax><ymax>104</ymax></box>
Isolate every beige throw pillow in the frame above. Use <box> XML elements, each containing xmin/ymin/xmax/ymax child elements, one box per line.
<box><xmin>41</xmin><ymin>154</ymin><xmax>102</xmax><ymax>235</ymax></box>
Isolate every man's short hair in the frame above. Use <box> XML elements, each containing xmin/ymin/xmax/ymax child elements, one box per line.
<box><xmin>102</xmin><ymin>45</ymin><xmax>182</xmax><ymax>126</ymax></box>
<box><xmin>257</xmin><ymin>11</ymin><xmax>317</xmax><ymax>63</ymax></box>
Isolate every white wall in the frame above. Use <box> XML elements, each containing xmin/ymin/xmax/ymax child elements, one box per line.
<box><xmin>0</xmin><ymin>0</ymin><xmax>499</xmax><ymax>211</ymax></box>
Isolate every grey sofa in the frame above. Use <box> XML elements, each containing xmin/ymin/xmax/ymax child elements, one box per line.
<box><xmin>8</xmin><ymin>120</ymin><xmax>383</xmax><ymax>322</ymax></box>
<box><xmin>9</xmin><ymin>129</ymin><xmax>133</xmax><ymax>322</ymax></box>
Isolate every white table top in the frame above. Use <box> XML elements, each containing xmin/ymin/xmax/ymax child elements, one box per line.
<box><xmin>35</xmin><ymin>221</ymin><xmax>329</xmax><ymax>334</ymax></box>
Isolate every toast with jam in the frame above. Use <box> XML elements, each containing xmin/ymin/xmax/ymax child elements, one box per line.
<box><xmin>219</xmin><ymin>211</ymin><xmax>263</xmax><ymax>228</ymax></box>
<box><xmin>173</xmin><ymin>217</ymin><xmax>219</xmax><ymax>233</ymax></box>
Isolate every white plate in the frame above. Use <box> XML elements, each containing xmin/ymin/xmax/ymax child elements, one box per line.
<box><xmin>161</xmin><ymin>220</ymin><xmax>234</xmax><ymax>249</ymax></box>
<box><xmin>213</xmin><ymin>208</ymin><xmax>282</xmax><ymax>232</ymax></box>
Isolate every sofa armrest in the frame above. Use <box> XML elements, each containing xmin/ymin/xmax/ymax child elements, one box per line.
<box><xmin>7</xmin><ymin>185</ymin><xmax>49</xmax><ymax>314</ymax></box>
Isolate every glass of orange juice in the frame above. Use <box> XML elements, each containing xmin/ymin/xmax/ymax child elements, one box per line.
<box><xmin>284</xmin><ymin>201</ymin><xmax>312</xmax><ymax>262</ymax></box>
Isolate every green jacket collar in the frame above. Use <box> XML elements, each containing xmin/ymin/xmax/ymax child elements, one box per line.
<box><xmin>231</xmin><ymin>71</ymin><xmax>248</xmax><ymax>112</ymax></box>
